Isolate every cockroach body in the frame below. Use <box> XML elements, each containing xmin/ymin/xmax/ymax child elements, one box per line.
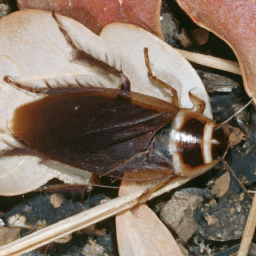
<box><xmin>4</xmin><ymin>80</ymin><xmax>243</xmax><ymax>181</ymax></box>
<box><xmin>2</xmin><ymin>13</ymin><xmax>244</xmax><ymax>182</ymax></box>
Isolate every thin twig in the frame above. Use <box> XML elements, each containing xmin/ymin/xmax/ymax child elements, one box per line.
<box><xmin>177</xmin><ymin>49</ymin><xmax>241</xmax><ymax>75</ymax></box>
<box><xmin>237</xmin><ymin>192</ymin><xmax>256</xmax><ymax>256</ymax></box>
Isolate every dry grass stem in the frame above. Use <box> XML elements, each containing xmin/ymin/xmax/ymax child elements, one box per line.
<box><xmin>0</xmin><ymin>177</ymin><xmax>190</xmax><ymax>256</ymax></box>
<box><xmin>237</xmin><ymin>192</ymin><xmax>256</xmax><ymax>256</ymax></box>
<box><xmin>177</xmin><ymin>49</ymin><xmax>241</xmax><ymax>75</ymax></box>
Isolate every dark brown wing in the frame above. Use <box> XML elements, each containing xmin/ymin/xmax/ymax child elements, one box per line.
<box><xmin>11</xmin><ymin>88</ymin><xmax>179</xmax><ymax>176</ymax></box>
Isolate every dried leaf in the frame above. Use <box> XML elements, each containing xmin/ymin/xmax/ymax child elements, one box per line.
<box><xmin>175</xmin><ymin>0</ymin><xmax>256</xmax><ymax>103</ymax></box>
<box><xmin>18</xmin><ymin>0</ymin><xmax>163</xmax><ymax>37</ymax></box>
<box><xmin>211</xmin><ymin>172</ymin><xmax>230</xmax><ymax>198</ymax></box>
<box><xmin>116</xmin><ymin>204</ymin><xmax>185</xmax><ymax>256</ymax></box>
<box><xmin>8</xmin><ymin>214</ymin><xmax>33</xmax><ymax>229</ymax></box>
<box><xmin>116</xmin><ymin>172</ymin><xmax>185</xmax><ymax>256</ymax></box>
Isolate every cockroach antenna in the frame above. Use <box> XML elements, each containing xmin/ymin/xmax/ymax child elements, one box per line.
<box><xmin>222</xmin><ymin>99</ymin><xmax>253</xmax><ymax>124</ymax></box>
<box><xmin>220</xmin><ymin>99</ymin><xmax>254</xmax><ymax>200</ymax></box>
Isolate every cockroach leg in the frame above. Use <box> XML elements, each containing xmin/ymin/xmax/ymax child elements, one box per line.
<box><xmin>52</xmin><ymin>12</ymin><xmax>130</xmax><ymax>91</ymax></box>
<box><xmin>144</xmin><ymin>47</ymin><xmax>179</xmax><ymax>107</ymax></box>
<box><xmin>86</xmin><ymin>173</ymin><xmax>101</xmax><ymax>199</ymax></box>
<box><xmin>111</xmin><ymin>173</ymin><xmax>175</xmax><ymax>182</ymax></box>
<box><xmin>3</xmin><ymin>76</ymin><xmax>49</xmax><ymax>94</ymax></box>
<box><xmin>90</xmin><ymin>173</ymin><xmax>101</xmax><ymax>185</ymax></box>
<box><xmin>45</xmin><ymin>80</ymin><xmax>53</xmax><ymax>89</ymax></box>
<box><xmin>3</xmin><ymin>75</ymin><xmax>78</xmax><ymax>95</ymax></box>
<box><xmin>37</xmin><ymin>184</ymin><xmax>91</xmax><ymax>201</ymax></box>
<box><xmin>101</xmin><ymin>151</ymin><xmax>149</xmax><ymax>177</ymax></box>
<box><xmin>137</xmin><ymin>177</ymin><xmax>173</xmax><ymax>203</ymax></box>
<box><xmin>120</xmin><ymin>74</ymin><xmax>131</xmax><ymax>91</ymax></box>
<box><xmin>188</xmin><ymin>91</ymin><xmax>206</xmax><ymax>113</ymax></box>
<box><xmin>4</xmin><ymin>75</ymin><xmax>109</xmax><ymax>95</ymax></box>
<box><xmin>74</xmin><ymin>78</ymin><xmax>83</xmax><ymax>87</ymax></box>
<box><xmin>0</xmin><ymin>147</ymin><xmax>47</xmax><ymax>160</ymax></box>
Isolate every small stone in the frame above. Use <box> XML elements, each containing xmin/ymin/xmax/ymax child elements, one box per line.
<box><xmin>160</xmin><ymin>189</ymin><xmax>204</xmax><ymax>242</ymax></box>
<box><xmin>77</xmin><ymin>224</ymin><xmax>106</xmax><ymax>236</ymax></box>
<box><xmin>160</xmin><ymin>12</ymin><xmax>179</xmax><ymax>45</ymax></box>
<box><xmin>189</xmin><ymin>28</ymin><xmax>209</xmax><ymax>45</ymax></box>
<box><xmin>0</xmin><ymin>226</ymin><xmax>20</xmax><ymax>245</ymax></box>
<box><xmin>241</xmin><ymin>176</ymin><xmax>247</xmax><ymax>182</ymax></box>
<box><xmin>81</xmin><ymin>238</ymin><xmax>108</xmax><ymax>256</ymax></box>
<box><xmin>0</xmin><ymin>219</ymin><xmax>4</xmax><ymax>226</ymax></box>
<box><xmin>33</xmin><ymin>220</ymin><xmax>47</xmax><ymax>231</ymax></box>
<box><xmin>54</xmin><ymin>233</ymin><xmax>72</xmax><ymax>244</ymax></box>
<box><xmin>206</xmin><ymin>199</ymin><xmax>217</xmax><ymax>207</ymax></box>
<box><xmin>204</xmin><ymin>214</ymin><xmax>218</xmax><ymax>226</ymax></box>
<box><xmin>100</xmin><ymin>198</ymin><xmax>111</xmax><ymax>204</ymax></box>
<box><xmin>239</xmin><ymin>193</ymin><xmax>245</xmax><ymax>201</ymax></box>
<box><xmin>176</xmin><ymin>28</ymin><xmax>193</xmax><ymax>47</ymax></box>
<box><xmin>50</xmin><ymin>193</ymin><xmax>63</xmax><ymax>208</ymax></box>
<box><xmin>236</xmin><ymin>204</ymin><xmax>242</xmax><ymax>213</ymax></box>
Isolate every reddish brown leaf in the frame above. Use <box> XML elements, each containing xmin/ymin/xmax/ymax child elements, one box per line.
<box><xmin>175</xmin><ymin>0</ymin><xmax>256</xmax><ymax>102</ymax></box>
<box><xmin>18</xmin><ymin>0</ymin><xmax>163</xmax><ymax>38</ymax></box>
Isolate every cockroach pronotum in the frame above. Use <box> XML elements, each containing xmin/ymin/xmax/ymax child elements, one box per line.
<box><xmin>2</xmin><ymin>12</ymin><xmax>248</xmax><ymax>194</ymax></box>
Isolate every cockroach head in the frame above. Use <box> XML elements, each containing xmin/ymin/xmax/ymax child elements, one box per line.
<box><xmin>169</xmin><ymin>110</ymin><xmax>243</xmax><ymax>178</ymax></box>
<box><xmin>218</xmin><ymin>124</ymin><xmax>244</xmax><ymax>148</ymax></box>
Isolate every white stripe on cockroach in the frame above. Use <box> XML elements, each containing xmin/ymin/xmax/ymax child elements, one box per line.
<box><xmin>2</xmin><ymin>12</ymin><xmax>252</xmax><ymax>199</ymax></box>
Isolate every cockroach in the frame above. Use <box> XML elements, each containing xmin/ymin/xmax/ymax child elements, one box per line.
<box><xmin>2</xmin><ymin>13</ymin><xmax>247</xmax><ymax>191</ymax></box>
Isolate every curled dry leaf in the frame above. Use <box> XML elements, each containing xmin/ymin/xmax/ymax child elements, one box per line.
<box><xmin>18</xmin><ymin>0</ymin><xmax>163</xmax><ymax>38</ymax></box>
<box><xmin>49</xmin><ymin>193</ymin><xmax>63</xmax><ymax>209</ymax></box>
<box><xmin>116</xmin><ymin>172</ymin><xmax>185</xmax><ymax>256</ymax></box>
<box><xmin>211</xmin><ymin>172</ymin><xmax>231</xmax><ymax>198</ymax></box>
<box><xmin>0</xmin><ymin>9</ymin><xmax>211</xmax><ymax>196</ymax></box>
<box><xmin>8</xmin><ymin>214</ymin><xmax>33</xmax><ymax>229</ymax></box>
<box><xmin>175</xmin><ymin>0</ymin><xmax>256</xmax><ymax>103</ymax></box>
